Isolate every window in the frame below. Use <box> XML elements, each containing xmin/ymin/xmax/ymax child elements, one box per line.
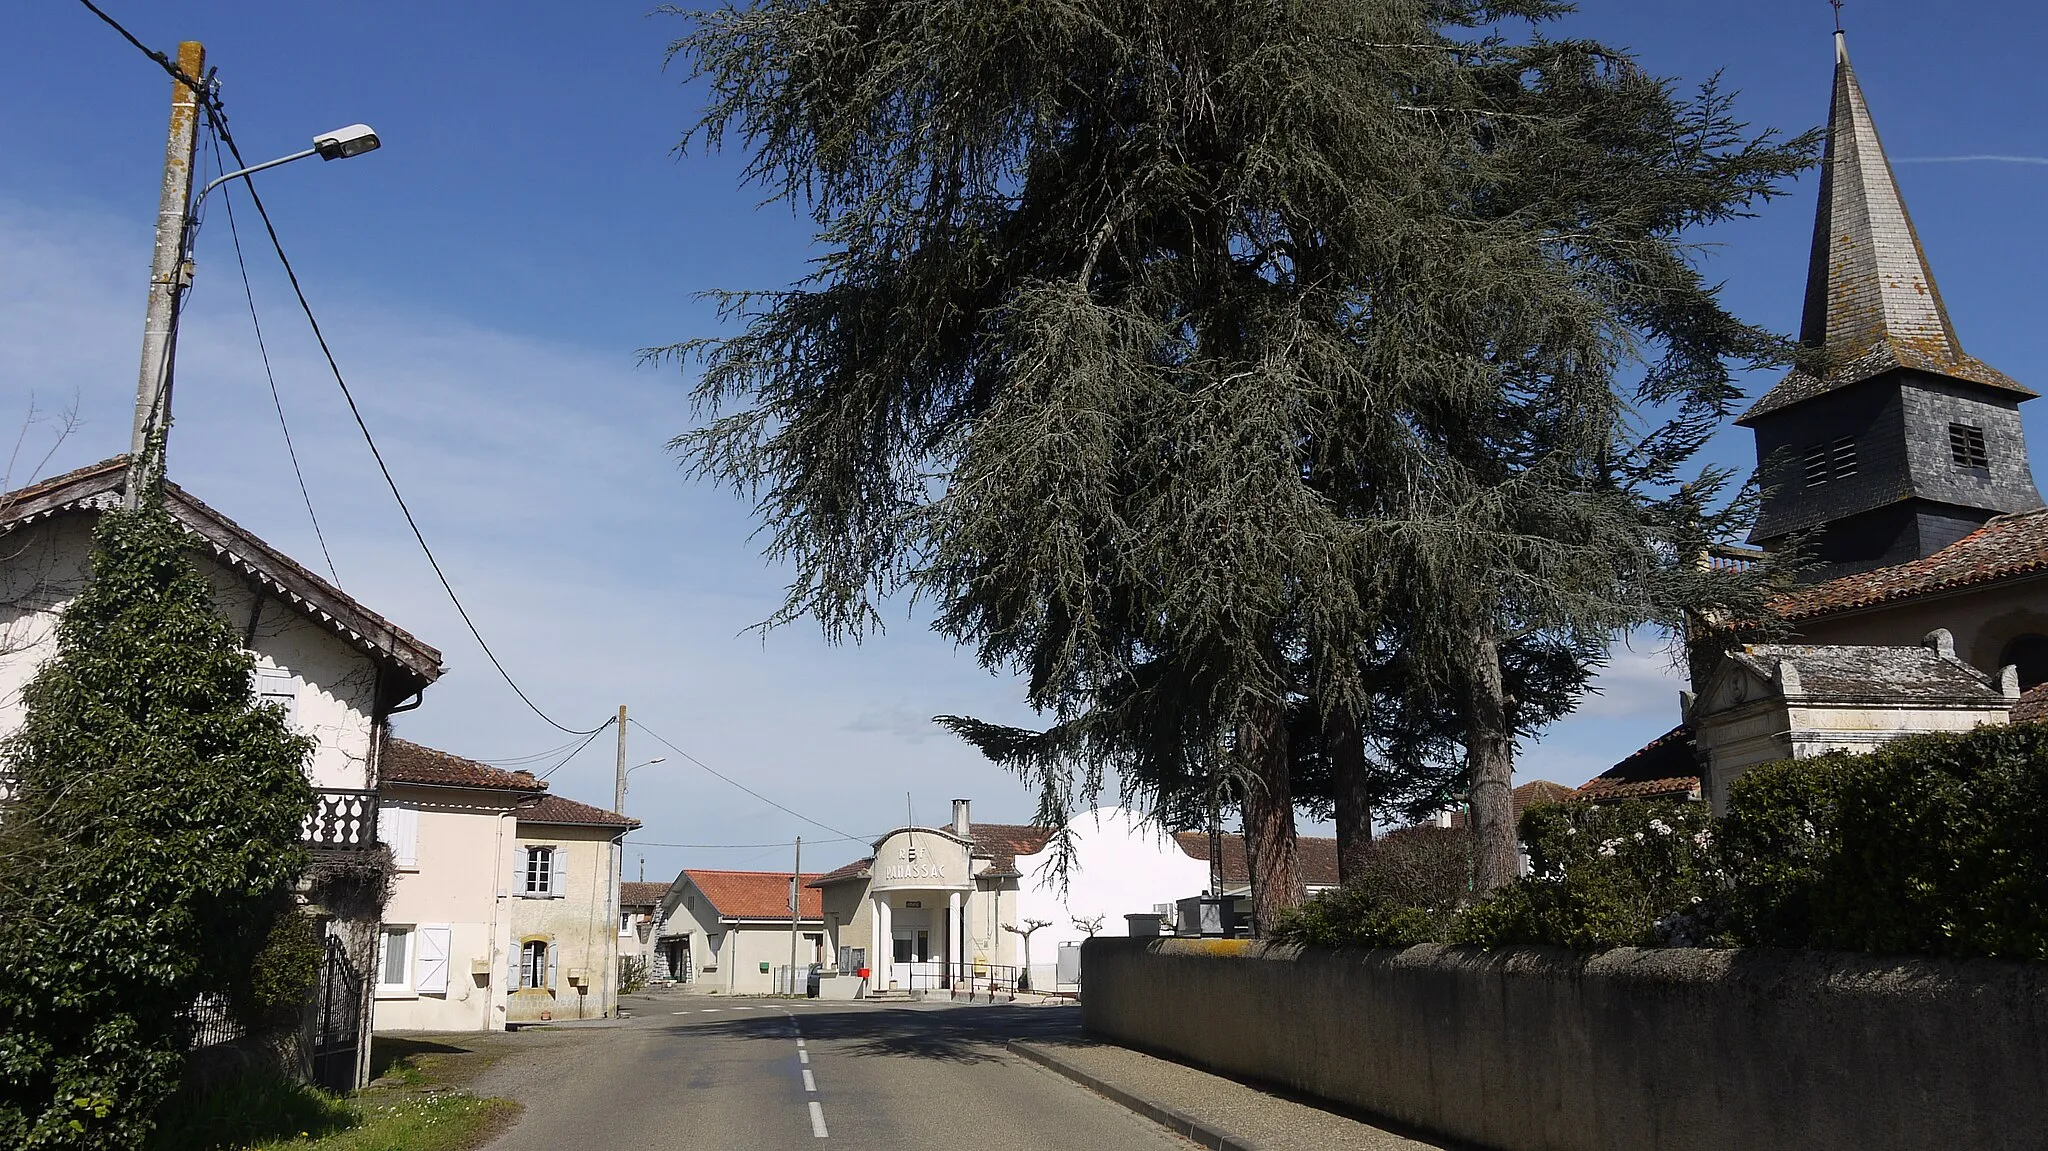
<box><xmin>1803</xmin><ymin>436</ymin><xmax>1858</xmax><ymax>486</ymax></box>
<box><xmin>379</xmin><ymin>801</ymin><xmax>419</xmax><ymax>868</ymax></box>
<box><xmin>1950</xmin><ymin>423</ymin><xmax>1990</xmax><ymax>470</ymax></box>
<box><xmin>253</xmin><ymin>666</ymin><xmax>297</xmax><ymax>725</ymax></box>
<box><xmin>379</xmin><ymin>927</ymin><xmax>412</xmax><ymax>989</ymax></box>
<box><xmin>523</xmin><ymin>847</ymin><xmax>556</xmax><ymax>896</ymax></box>
<box><xmin>520</xmin><ymin>939</ymin><xmax>552</xmax><ymax>990</ymax></box>
<box><xmin>619</xmin><ymin>911</ymin><xmax>634</xmax><ymax>937</ymax></box>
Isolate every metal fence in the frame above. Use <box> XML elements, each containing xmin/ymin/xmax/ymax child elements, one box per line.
<box><xmin>181</xmin><ymin>991</ymin><xmax>245</xmax><ymax>1051</ymax></box>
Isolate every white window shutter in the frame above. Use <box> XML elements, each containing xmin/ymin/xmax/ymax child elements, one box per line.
<box><xmin>414</xmin><ymin>924</ymin><xmax>451</xmax><ymax>994</ymax></box>
<box><xmin>512</xmin><ymin>844</ymin><xmax>527</xmax><ymax>896</ymax></box>
<box><xmin>380</xmin><ymin>802</ymin><xmax>419</xmax><ymax>867</ymax></box>
<box><xmin>546</xmin><ymin>943</ymin><xmax>559</xmax><ymax>991</ymax></box>
<box><xmin>507</xmin><ymin>944</ymin><xmax>519</xmax><ymax>990</ymax></box>
<box><xmin>551</xmin><ymin>846</ymin><xmax>565</xmax><ymax>898</ymax></box>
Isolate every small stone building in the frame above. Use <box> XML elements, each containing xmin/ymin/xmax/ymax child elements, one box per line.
<box><xmin>506</xmin><ymin>795</ymin><xmax>638</xmax><ymax>1023</ymax></box>
<box><xmin>1688</xmin><ymin>633</ymin><xmax>2017</xmax><ymax>812</ymax></box>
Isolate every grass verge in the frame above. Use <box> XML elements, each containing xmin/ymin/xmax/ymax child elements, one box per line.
<box><xmin>149</xmin><ymin>1047</ymin><xmax>516</xmax><ymax>1151</ymax></box>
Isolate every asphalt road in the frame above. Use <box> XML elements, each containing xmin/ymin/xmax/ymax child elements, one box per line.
<box><xmin>474</xmin><ymin>996</ymin><xmax>1188</xmax><ymax>1150</ymax></box>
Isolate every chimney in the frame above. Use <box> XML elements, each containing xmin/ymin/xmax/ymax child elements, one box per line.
<box><xmin>952</xmin><ymin>798</ymin><xmax>970</xmax><ymax>838</ymax></box>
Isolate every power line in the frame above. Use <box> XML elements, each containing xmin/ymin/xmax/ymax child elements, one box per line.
<box><xmin>209</xmin><ymin>130</ymin><xmax>339</xmax><ymax>585</ymax></box>
<box><xmin>534</xmin><ymin>722</ymin><xmax>612</xmax><ymax>781</ymax></box>
<box><xmin>625</xmin><ymin>835</ymin><xmax>871</xmax><ymax>850</ymax></box>
<box><xmin>628</xmin><ymin>718</ymin><xmax>866</xmax><ymax>842</ymax></box>
<box><xmin>76</xmin><ymin>0</ymin><xmax>609</xmax><ymax>738</ymax></box>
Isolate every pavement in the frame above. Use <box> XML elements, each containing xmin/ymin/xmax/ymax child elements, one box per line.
<box><xmin>381</xmin><ymin>987</ymin><xmax>1449</xmax><ymax>1150</ymax></box>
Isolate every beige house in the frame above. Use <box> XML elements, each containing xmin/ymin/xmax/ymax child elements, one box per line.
<box><xmin>0</xmin><ymin>457</ymin><xmax>444</xmax><ymax>1088</ymax></box>
<box><xmin>372</xmin><ymin>739</ymin><xmax>546</xmax><ymax>1032</ymax></box>
<box><xmin>1688</xmin><ymin>633</ymin><xmax>2017</xmax><ymax>812</ymax></box>
<box><xmin>507</xmin><ymin>794</ymin><xmax>638</xmax><ymax>1023</ymax></box>
<box><xmin>653</xmin><ymin>870</ymin><xmax>824</xmax><ymax>994</ymax></box>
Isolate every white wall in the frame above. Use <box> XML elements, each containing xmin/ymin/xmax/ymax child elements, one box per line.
<box><xmin>0</xmin><ymin>514</ymin><xmax>380</xmax><ymax>791</ymax></box>
<box><xmin>373</xmin><ymin>787</ymin><xmax>519</xmax><ymax>1032</ymax></box>
<box><xmin>1012</xmin><ymin>807</ymin><xmax>1208</xmax><ymax>983</ymax></box>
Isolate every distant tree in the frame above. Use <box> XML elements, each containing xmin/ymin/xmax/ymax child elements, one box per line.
<box><xmin>660</xmin><ymin>0</ymin><xmax>1812</xmax><ymax>926</ymax></box>
<box><xmin>1002</xmin><ymin>919</ymin><xmax>1053</xmax><ymax>990</ymax></box>
<box><xmin>0</xmin><ymin>480</ymin><xmax>313</xmax><ymax>1148</ymax></box>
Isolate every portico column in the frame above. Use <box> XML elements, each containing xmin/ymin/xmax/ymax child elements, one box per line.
<box><xmin>948</xmin><ymin>891</ymin><xmax>963</xmax><ymax>987</ymax></box>
<box><xmin>870</xmin><ymin>894</ymin><xmax>885</xmax><ymax>981</ymax></box>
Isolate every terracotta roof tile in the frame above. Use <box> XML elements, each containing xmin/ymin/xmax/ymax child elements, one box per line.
<box><xmin>968</xmin><ymin>823</ymin><xmax>1057</xmax><ymax>874</ymax></box>
<box><xmin>620</xmin><ymin>881</ymin><xmax>669</xmax><ymax>909</ymax></box>
<box><xmin>1448</xmin><ymin>780</ymin><xmax>1576</xmax><ymax>828</ymax></box>
<box><xmin>1172</xmin><ymin>831</ymin><xmax>1341</xmax><ymax>888</ymax></box>
<box><xmin>1578</xmin><ymin>725</ymin><xmax>1701</xmax><ymax>804</ymax></box>
<box><xmin>2010</xmin><ymin>683</ymin><xmax>2048</xmax><ymax>724</ymax></box>
<box><xmin>1772</xmin><ymin>507</ymin><xmax>2048</xmax><ymax>620</ymax></box>
<box><xmin>381</xmin><ymin>738</ymin><xmax>547</xmax><ymax>792</ymax></box>
<box><xmin>0</xmin><ymin>456</ymin><xmax>443</xmax><ymax>689</ymax></box>
<box><xmin>683</xmin><ymin>869</ymin><xmax>823</xmax><ymax>921</ymax></box>
<box><xmin>519</xmin><ymin>794</ymin><xmax>639</xmax><ymax>830</ymax></box>
<box><xmin>808</xmin><ymin>858</ymin><xmax>873</xmax><ymax>888</ymax></box>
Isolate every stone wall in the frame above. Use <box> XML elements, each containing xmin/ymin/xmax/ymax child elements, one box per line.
<box><xmin>1081</xmin><ymin>938</ymin><xmax>2048</xmax><ymax>1151</ymax></box>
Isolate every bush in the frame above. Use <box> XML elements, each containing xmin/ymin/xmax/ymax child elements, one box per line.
<box><xmin>237</xmin><ymin>913</ymin><xmax>323</xmax><ymax>1033</ymax></box>
<box><xmin>1273</xmin><ymin>826</ymin><xmax>1472</xmax><ymax>947</ymax></box>
<box><xmin>1723</xmin><ymin>725</ymin><xmax>2048</xmax><ymax>960</ymax></box>
<box><xmin>1453</xmin><ymin>799</ymin><xmax>1728</xmax><ymax>950</ymax></box>
<box><xmin>0</xmin><ymin>493</ymin><xmax>316</xmax><ymax>1148</ymax></box>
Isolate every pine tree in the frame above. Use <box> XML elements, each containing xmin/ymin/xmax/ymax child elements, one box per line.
<box><xmin>661</xmin><ymin>0</ymin><xmax>1813</xmax><ymax>922</ymax></box>
<box><xmin>0</xmin><ymin>487</ymin><xmax>314</xmax><ymax>1148</ymax></box>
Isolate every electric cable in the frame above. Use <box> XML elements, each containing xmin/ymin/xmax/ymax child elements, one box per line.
<box><xmin>209</xmin><ymin>129</ymin><xmax>340</xmax><ymax>585</ymax></box>
<box><xmin>82</xmin><ymin>1</ymin><xmax>609</xmax><ymax>735</ymax></box>
<box><xmin>625</xmin><ymin>835</ymin><xmax>872</xmax><ymax>850</ymax></box>
<box><xmin>534</xmin><ymin>722</ymin><xmax>613</xmax><ymax>781</ymax></box>
<box><xmin>628</xmin><ymin>718</ymin><xmax>866</xmax><ymax>842</ymax></box>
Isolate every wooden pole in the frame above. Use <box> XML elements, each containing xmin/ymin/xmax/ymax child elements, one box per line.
<box><xmin>127</xmin><ymin>41</ymin><xmax>205</xmax><ymax>509</ymax></box>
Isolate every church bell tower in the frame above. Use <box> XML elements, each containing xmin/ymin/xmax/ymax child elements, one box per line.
<box><xmin>1742</xmin><ymin>31</ymin><xmax>2042</xmax><ymax>581</ymax></box>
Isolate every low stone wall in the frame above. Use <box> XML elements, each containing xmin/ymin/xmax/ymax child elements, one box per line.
<box><xmin>1081</xmin><ymin>938</ymin><xmax>2048</xmax><ymax>1151</ymax></box>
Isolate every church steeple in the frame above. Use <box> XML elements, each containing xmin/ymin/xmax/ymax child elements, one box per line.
<box><xmin>1741</xmin><ymin>31</ymin><xmax>2043</xmax><ymax>579</ymax></box>
<box><xmin>1743</xmin><ymin>32</ymin><xmax>2031</xmax><ymax>423</ymax></box>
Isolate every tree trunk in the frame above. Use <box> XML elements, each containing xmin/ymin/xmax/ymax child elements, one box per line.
<box><xmin>1238</xmin><ymin>692</ymin><xmax>1301</xmax><ymax>935</ymax></box>
<box><xmin>1324</xmin><ymin>698</ymin><xmax>1374</xmax><ymax>888</ymax></box>
<box><xmin>1464</xmin><ymin>618</ymin><xmax>1519</xmax><ymax>891</ymax></box>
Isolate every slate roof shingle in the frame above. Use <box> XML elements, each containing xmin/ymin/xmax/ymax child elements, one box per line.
<box><xmin>1725</xmin><ymin>642</ymin><xmax>2002</xmax><ymax>702</ymax></box>
<box><xmin>1738</xmin><ymin>34</ymin><xmax>2032</xmax><ymax>426</ymax></box>
<box><xmin>684</xmin><ymin>869</ymin><xmax>823</xmax><ymax>921</ymax></box>
<box><xmin>381</xmin><ymin>738</ymin><xmax>546</xmax><ymax>792</ymax></box>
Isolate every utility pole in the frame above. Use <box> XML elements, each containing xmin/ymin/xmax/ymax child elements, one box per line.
<box><xmin>612</xmin><ymin>705</ymin><xmax>629</xmax><ymax>813</ymax></box>
<box><xmin>127</xmin><ymin>41</ymin><xmax>206</xmax><ymax>509</ymax></box>
<box><xmin>789</xmin><ymin>837</ymin><xmax>802</xmax><ymax>994</ymax></box>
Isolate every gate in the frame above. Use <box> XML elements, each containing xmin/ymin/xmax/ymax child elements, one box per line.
<box><xmin>310</xmin><ymin>935</ymin><xmax>364</xmax><ymax>1093</ymax></box>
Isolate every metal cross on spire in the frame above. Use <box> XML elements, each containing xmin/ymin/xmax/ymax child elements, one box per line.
<box><xmin>1832</xmin><ymin>0</ymin><xmax>1845</xmax><ymax>33</ymax></box>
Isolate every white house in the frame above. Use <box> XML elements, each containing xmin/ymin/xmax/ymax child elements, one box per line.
<box><xmin>808</xmin><ymin>801</ymin><xmax>1340</xmax><ymax>993</ymax></box>
<box><xmin>0</xmin><ymin>457</ymin><xmax>445</xmax><ymax>1088</ymax></box>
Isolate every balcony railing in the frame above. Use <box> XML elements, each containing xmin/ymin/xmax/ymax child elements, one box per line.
<box><xmin>305</xmin><ymin>788</ymin><xmax>379</xmax><ymax>852</ymax></box>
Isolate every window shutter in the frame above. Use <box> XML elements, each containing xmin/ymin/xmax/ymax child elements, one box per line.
<box><xmin>507</xmin><ymin>944</ymin><xmax>520</xmax><ymax>990</ymax></box>
<box><xmin>511</xmin><ymin>843</ymin><xmax>526</xmax><ymax>896</ymax></box>
<box><xmin>380</xmin><ymin>802</ymin><xmax>419</xmax><ymax>868</ymax></box>
<box><xmin>414</xmin><ymin>924</ymin><xmax>451</xmax><ymax>994</ymax></box>
<box><xmin>546</xmin><ymin>943</ymin><xmax>559</xmax><ymax>991</ymax></box>
<box><xmin>551</xmin><ymin>846</ymin><xmax>565</xmax><ymax>898</ymax></box>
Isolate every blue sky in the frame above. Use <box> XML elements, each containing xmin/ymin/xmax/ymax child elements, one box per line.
<box><xmin>6</xmin><ymin>1</ymin><xmax>2046</xmax><ymax>882</ymax></box>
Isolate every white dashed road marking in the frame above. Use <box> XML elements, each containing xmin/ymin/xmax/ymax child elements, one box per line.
<box><xmin>799</xmin><ymin>1048</ymin><xmax>810</xmax><ymax>1064</ymax></box>
<box><xmin>809</xmin><ymin>1101</ymin><xmax>829</xmax><ymax>1138</ymax></box>
<box><xmin>803</xmin><ymin>1069</ymin><xmax>817</xmax><ymax>1092</ymax></box>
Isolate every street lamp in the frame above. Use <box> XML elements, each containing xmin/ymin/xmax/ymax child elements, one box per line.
<box><xmin>127</xmin><ymin>115</ymin><xmax>385</xmax><ymax>508</ymax></box>
<box><xmin>618</xmin><ymin>757</ymin><xmax>666</xmax><ymax>811</ymax></box>
<box><xmin>195</xmin><ymin>124</ymin><xmax>382</xmax><ymax>211</ymax></box>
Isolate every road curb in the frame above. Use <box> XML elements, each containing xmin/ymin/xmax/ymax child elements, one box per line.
<box><xmin>1007</xmin><ymin>1040</ymin><xmax>1260</xmax><ymax>1151</ymax></box>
